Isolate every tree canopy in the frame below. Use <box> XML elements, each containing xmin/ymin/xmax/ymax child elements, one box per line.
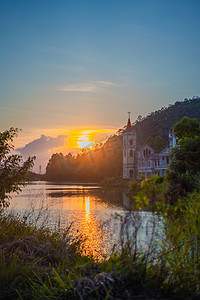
<box><xmin>167</xmin><ymin>117</ymin><xmax>200</xmax><ymax>195</ymax></box>
<box><xmin>145</xmin><ymin>136</ymin><xmax>166</xmax><ymax>153</ymax></box>
<box><xmin>0</xmin><ymin>128</ymin><xmax>35</xmax><ymax>208</ymax></box>
<box><xmin>173</xmin><ymin>116</ymin><xmax>200</xmax><ymax>140</ymax></box>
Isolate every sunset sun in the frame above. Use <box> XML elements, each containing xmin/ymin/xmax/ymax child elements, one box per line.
<box><xmin>77</xmin><ymin>134</ymin><xmax>93</xmax><ymax>149</ymax></box>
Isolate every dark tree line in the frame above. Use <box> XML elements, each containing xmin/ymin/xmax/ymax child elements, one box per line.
<box><xmin>45</xmin><ymin>135</ymin><xmax>122</xmax><ymax>182</ymax></box>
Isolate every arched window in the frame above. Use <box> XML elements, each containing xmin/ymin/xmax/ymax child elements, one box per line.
<box><xmin>130</xmin><ymin>139</ymin><xmax>133</xmax><ymax>146</ymax></box>
<box><xmin>129</xmin><ymin>169</ymin><xmax>133</xmax><ymax>178</ymax></box>
<box><xmin>130</xmin><ymin>150</ymin><xmax>133</xmax><ymax>157</ymax></box>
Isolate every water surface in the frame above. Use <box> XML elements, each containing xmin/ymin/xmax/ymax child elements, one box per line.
<box><xmin>10</xmin><ymin>181</ymin><xmax>159</xmax><ymax>259</ymax></box>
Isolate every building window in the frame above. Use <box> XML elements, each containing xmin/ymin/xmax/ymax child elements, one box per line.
<box><xmin>143</xmin><ymin>150</ymin><xmax>145</xmax><ymax>158</ymax></box>
<box><xmin>130</xmin><ymin>139</ymin><xmax>133</xmax><ymax>145</ymax></box>
<box><xmin>130</xmin><ymin>150</ymin><xmax>133</xmax><ymax>157</ymax></box>
<box><xmin>129</xmin><ymin>169</ymin><xmax>133</xmax><ymax>178</ymax></box>
<box><xmin>124</xmin><ymin>150</ymin><xmax>126</xmax><ymax>157</ymax></box>
<box><xmin>166</xmin><ymin>156</ymin><xmax>169</xmax><ymax>164</ymax></box>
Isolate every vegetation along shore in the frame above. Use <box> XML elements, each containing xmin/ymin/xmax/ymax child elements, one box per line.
<box><xmin>1</xmin><ymin>113</ymin><xmax>200</xmax><ymax>299</ymax></box>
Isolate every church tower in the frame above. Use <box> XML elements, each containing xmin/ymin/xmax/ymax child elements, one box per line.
<box><xmin>122</xmin><ymin>112</ymin><xmax>136</xmax><ymax>179</ymax></box>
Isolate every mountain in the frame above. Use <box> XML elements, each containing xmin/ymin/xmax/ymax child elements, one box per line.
<box><xmin>133</xmin><ymin>96</ymin><xmax>200</xmax><ymax>146</ymax></box>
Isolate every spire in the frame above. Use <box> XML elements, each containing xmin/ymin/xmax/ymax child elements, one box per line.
<box><xmin>126</xmin><ymin>111</ymin><xmax>132</xmax><ymax>130</ymax></box>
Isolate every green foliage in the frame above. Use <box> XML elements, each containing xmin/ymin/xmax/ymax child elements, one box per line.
<box><xmin>173</xmin><ymin>116</ymin><xmax>200</xmax><ymax>140</ymax></box>
<box><xmin>129</xmin><ymin>175</ymin><xmax>166</xmax><ymax>210</ymax></box>
<box><xmin>0</xmin><ymin>128</ymin><xmax>35</xmax><ymax>208</ymax></box>
<box><xmin>167</xmin><ymin>117</ymin><xmax>200</xmax><ymax>196</ymax></box>
<box><xmin>145</xmin><ymin>136</ymin><xmax>154</xmax><ymax>149</ymax></box>
<box><xmin>145</xmin><ymin>136</ymin><xmax>167</xmax><ymax>153</ymax></box>
<box><xmin>129</xmin><ymin>173</ymin><xmax>200</xmax><ymax>299</ymax></box>
<box><xmin>158</xmin><ymin>192</ymin><xmax>200</xmax><ymax>298</ymax></box>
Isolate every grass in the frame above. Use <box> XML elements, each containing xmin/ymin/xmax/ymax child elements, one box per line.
<box><xmin>0</xmin><ymin>190</ymin><xmax>200</xmax><ymax>299</ymax></box>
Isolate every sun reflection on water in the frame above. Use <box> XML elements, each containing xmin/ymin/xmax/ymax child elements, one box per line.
<box><xmin>85</xmin><ymin>197</ymin><xmax>90</xmax><ymax>217</ymax></box>
<box><xmin>10</xmin><ymin>183</ymin><xmax>121</xmax><ymax>260</ymax></box>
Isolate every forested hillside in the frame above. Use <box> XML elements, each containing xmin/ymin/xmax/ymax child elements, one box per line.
<box><xmin>134</xmin><ymin>96</ymin><xmax>200</xmax><ymax>146</ymax></box>
<box><xmin>44</xmin><ymin>96</ymin><xmax>200</xmax><ymax>181</ymax></box>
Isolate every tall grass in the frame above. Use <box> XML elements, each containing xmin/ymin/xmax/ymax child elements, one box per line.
<box><xmin>0</xmin><ymin>188</ymin><xmax>200</xmax><ymax>299</ymax></box>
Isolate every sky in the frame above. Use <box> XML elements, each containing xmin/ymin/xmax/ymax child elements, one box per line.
<box><xmin>0</xmin><ymin>0</ymin><xmax>200</xmax><ymax>172</ymax></box>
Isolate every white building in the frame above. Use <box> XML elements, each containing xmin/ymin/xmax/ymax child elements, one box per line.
<box><xmin>122</xmin><ymin>112</ymin><xmax>137</xmax><ymax>179</ymax></box>
<box><xmin>122</xmin><ymin>114</ymin><xmax>176</xmax><ymax>179</ymax></box>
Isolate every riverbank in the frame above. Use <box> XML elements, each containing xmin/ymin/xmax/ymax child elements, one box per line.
<box><xmin>101</xmin><ymin>177</ymin><xmax>131</xmax><ymax>188</ymax></box>
<box><xmin>0</xmin><ymin>210</ymin><xmax>169</xmax><ymax>300</ymax></box>
<box><xmin>1</xmin><ymin>193</ymin><xmax>200</xmax><ymax>300</ymax></box>
<box><xmin>26</xmin><ymin>171</ymin><xmax>130</xmax><ymax>188</ymax></box>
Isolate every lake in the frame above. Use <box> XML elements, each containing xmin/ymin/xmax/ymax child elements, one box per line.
<box><xmin>9</xmin><ymin>181</ymin><xmax>160</xmax><ymax>259</ymax></box>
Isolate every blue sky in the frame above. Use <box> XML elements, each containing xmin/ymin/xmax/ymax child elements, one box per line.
<box><xmin>0</xmin><ymin>0</ymin><xmax>200</xmax><ymax>149</ymax></box>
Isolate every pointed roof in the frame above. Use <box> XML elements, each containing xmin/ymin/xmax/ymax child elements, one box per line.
<box><xmin>126</xmin><ymin>118</ymin><xmax>132</xmax><ymax>130</ymax></box>
<box><xmin>126</xmin><ymin>111</ymin><xmax>132</xmax><ymax>130</ymax></box>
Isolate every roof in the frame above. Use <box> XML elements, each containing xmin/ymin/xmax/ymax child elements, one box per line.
<box><xmin>138</xmin><ymin>144</ymin><xmax>154</xmax><ymax>152</ymax></box>
<box><xmin>126</xmin><ymin>118</ymin><xmax>132</xmax><ymax>130</ymax></box>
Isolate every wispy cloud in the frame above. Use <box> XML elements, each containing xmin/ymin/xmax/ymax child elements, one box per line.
<box><xmin>0</xmin><ymin>106</ymin><xmax>32</xmax><ymax>114</ymax></box>
<box><xmin>57</xmin><ymin>81</ymin><xmax>119</xmax><ymax>92</ymax></box>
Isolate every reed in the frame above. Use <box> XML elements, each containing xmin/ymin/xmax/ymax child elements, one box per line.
<box><xmin>0</xmin><ymin>188</ymin><xmax>200</xmax><ymax>299</ymax></box>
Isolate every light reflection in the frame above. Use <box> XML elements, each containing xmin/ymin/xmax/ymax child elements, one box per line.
<box><xmin>85</xmin><ymin>197</ymin><xmax>90</xmax><ymax>217</ymax></box>
<box><xmin>10</xmin><ymin>183</ymin><xmax>120</xmax><ymax>260</ymax></box>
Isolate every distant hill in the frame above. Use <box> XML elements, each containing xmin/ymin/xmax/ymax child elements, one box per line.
<box><xmin>44</xmin><ymin>96</ymin><xmax>200</xmax><ymax>182</ymax></box>
<box><xmin>132</xmin><ymin>96</ymin><xmax>200</xmax><ymax>146</ymax></box>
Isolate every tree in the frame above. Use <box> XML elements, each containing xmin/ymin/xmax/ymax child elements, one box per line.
<box><xmin>0</xmin><ymin>128</ymin><xmax>35</xmax><ymax>208</ymax></box>
<box><xmin>173</xmin><ymin>116</ymin><xmax>200</xmax><ymax>140</ymax></box>
<box><xmin>145</xmin><ymin>136</ymin><xmax>154</xmax><ymax>149</ymax></box>
<box><xmin>167</xmin><ymin>118</ymin><xmax>200</xmax><ymax>196</ymax></box>
<box><xmin>145</xmin><ymin>136</ymin><xmax>166</xmax><ymax>153</ymax></box>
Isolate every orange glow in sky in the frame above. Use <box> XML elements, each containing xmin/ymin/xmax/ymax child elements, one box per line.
<box><xmin>66</xmin><ymin>128</ymin><xmax>115</xmax><ymax>152</ymax></box>
<box><xmin>14</xmin><ymin>126</ymin><xmax>118</xmax><ymax>173</ymax></box>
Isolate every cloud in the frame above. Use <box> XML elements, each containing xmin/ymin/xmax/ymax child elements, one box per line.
<box><xmin>0</xmin><ymin>106</ymin><xmax>32</xmax><ymax>114</ymax></box>
<box><xmin>17</xmin><ymin>135</ymin><xmax>67</xmax><ymax>173</ymax></box>
<box><xmin>57</xmin><ymin>81</ymin><xmax>119</xmax><ymax>92</ymax></box>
